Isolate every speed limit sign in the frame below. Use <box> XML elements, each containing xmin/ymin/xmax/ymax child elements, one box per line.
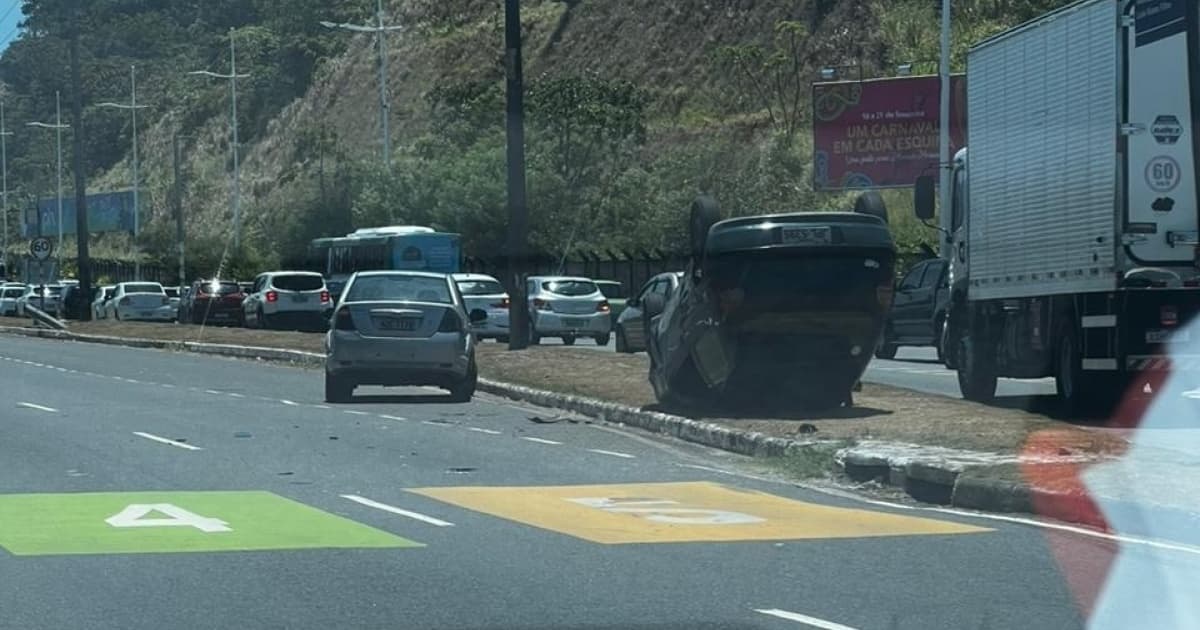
<box><xmin>29</xmin><ymin>237</ymin><xmax>53</xmax><ymax>261</ymax></box>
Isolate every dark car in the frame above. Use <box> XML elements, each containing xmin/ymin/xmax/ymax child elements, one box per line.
<box><xmin>179</xmin><ymin>279</ymin><xmax>246</xmax><ymax>325</ymax></box>
<box><xmin>644</xmin><ymin>194</ymin><xmax>895</xmax><ymax>411</ymax></box>
<box><xmin>616</xmin><ymin>272</ymin><xmax>682</xmax><ymax>353</ymax></box>
<box><xmin>60</xmin><ymin>284</ymin><xmax>92</xmax><ymax>320</ymax></box>
<box><xmin>876</xmin><ymin>257</ymin><xmax>949</xmax><ymax>361</ymax></box>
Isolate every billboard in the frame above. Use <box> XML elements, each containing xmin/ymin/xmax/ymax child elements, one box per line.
<box><xmin>22</xmin><ymin>191</ymin><xmax>136</xmax><ymax>237</ymax></box>
<box><xmin>812</xmin><ymin>75</ymin><xmax>966</xmax><ymax>191</ymax></box>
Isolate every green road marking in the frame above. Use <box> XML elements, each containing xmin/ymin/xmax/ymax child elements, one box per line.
<box><xmin>0</xmin><ymin>491</ymin><xmax>421</xmax><ymax>556</ymax></box>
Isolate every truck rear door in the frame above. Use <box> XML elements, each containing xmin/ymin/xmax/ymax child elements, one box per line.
<box><xmin>1124</xmin><ymin>0</ymin><xmax>1199</xmax><ymax>264</ymax></box>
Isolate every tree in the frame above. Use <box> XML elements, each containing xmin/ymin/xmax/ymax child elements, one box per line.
<box><xmin>711</xmin><ymin>21</ymin><xmax>812</xmax><ymax>142</ymax></box>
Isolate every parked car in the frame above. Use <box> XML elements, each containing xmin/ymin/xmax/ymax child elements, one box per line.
<box><xmin>875</xmin><ymin>257</ymin><xmax>949</xmax><ymax>361</ymax></box>
<box><xmin>526</xmin><ymin>276</ymin><xmax>612</xmax><ymax>346</ymax></box>
<box><xmin>164</xmin><ymin>286</ymin><xmax>183</xmax><ymax>311</ymax></box>
<box><xmin>324</xmin><ymin>270</ymin><xmax>486</xmax><ymax>403</ymax></box>
<box><xmin>179</xmin><ymin>279</ymin><xmax>245</xmax><ymax>326</ymax></box>
<box><xmin>452</xmin><ymin>273</ymin><xmax>510</xmax><ymax>342</ymax></box>
<box><xmin>92</xmin><ymin>285</ymin><xmax>116</xmax><ymax>319</ymax></box>
<box><xmin>616</xmin><ymin>272</ymin><xmax>682</xmax><ymax>353</ymax></box>
<box><xmin>17</xmin><ymin>285</ymin><xmax>63</xmax><ymax>317</ymax></box>
<box><xmin>0</xmin><ymin>286</ymin><xmax>24</xmax><ymax>316</ymax></box>
<box><xmin>104</xmin><ymin>282</ymin><xmax>175</xmax><ymax>321</ymax></box>
<box><xmin>594</xmin><ymin>280</ymin><xmax>629</xmax><ymax>329</ymax></box>
<box><xmin>242</xmin><ymin>271</ymin><xmax>331</xmax><ymax>330</ymax></box>
<box><xmin>60</xmin><ymin>284</ymin><xmax>94</xmax><ymax>319</ymax></box>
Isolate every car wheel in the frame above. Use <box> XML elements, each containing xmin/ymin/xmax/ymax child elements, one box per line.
<box><xmin>448</xmin><ymin>359</ymin><xmax>478</xmax><ymax>403</ymax></box>
<box><xmin>934</xmin><ymin>316</ymin><xmax>946</xmax><ymax>364</ymax></box>
<box><xmin>114</xmin><ymin>310</ymin><xmax>122</xmax><ymax>322</ymax></box>
<box><xmin>324</xmin><ymin>372</ymin><xmax>354</xmax><ymax>403</ymax></box>
<box><xmin>615</xmin><ymin>326</ymin><xmax>629</xmax><ymax>353</ymax></box>
<box><xmin>257</xmin><ymin>308</ymin><xmax>268</xmax><ymax>330</ymax></box>
<box><xmin>528</xmin><ymin>320</ymin><xmax>541</xmax><ymax>345</ymax></box>
<box><xmin>561</xmin><ymin>335</ymin><xmax>576</xmax><ymax>346</ymax></box>
<box><xmin>595</xmin><ymin>333</ymin><xmax>611</xmax><ymax>346</ymax></box>
<box><xmin>874</xmin><ymin>333</ymin><xmax>897</xmax><ymax>360</ymax></box>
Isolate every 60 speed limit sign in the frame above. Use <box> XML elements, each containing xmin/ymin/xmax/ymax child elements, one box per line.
<box><xmin>29</xmin><ymin>237</ymin><xmax>53</xmax><ymax>261</ymax></box>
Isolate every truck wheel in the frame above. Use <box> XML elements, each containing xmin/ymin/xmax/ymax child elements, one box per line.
<box><xmin>957</xmin><ymin>335</ymin><xmax>997</xmax><ymax>403</ymax></box>
<box><xmin>689</xmin><ymin>196</ymin><xmax>721</xmax><ymax>260</ymax></box>
<box><xmin>1054</xmin><ymin>329</ymin><xmax>1110</xmax><ymax>418</ymax></box>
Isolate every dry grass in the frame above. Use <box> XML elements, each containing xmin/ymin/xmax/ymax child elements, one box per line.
<box><xmin>54</xmin><ymin>319</ymin><xmax>1127</xmax><ymax>457</ymax></box>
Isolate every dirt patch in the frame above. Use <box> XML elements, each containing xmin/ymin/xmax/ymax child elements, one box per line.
<box><xmin>49</xmin><ymin>319</ymin><xmax>1124</xmax><ymax>457</ymax></box>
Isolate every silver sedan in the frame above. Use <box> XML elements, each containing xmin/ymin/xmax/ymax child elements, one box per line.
<box><xmin>324</xmin><ymin>271</ymin><xmax>487</xmax><ymax>403</ymax></box>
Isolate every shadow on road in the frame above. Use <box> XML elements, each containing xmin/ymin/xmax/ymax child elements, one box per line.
<box><xmin>343</xmin><ymin>394</ymin><xmax>457</xmax><ymax>405</ymax></box>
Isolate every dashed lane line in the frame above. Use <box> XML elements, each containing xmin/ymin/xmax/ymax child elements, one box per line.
<box><xmin>16</xmin><ymin>402</ymin><xmax>58</xmax><ymax>413</ymax></box>
<box><xmin>521</xmin><ymin>437</ymin><xmax>563</xmax><ymax>446</ymax></box>
<box><xmin>468</xmin><ymin>427</ymin><xmax>502</xmax><ymax>435</ymax></box>
<box><xmin>754</xmin><ymin>609</ymin><xmax>858</xmax><ymax>629</ymax></box>
<box><xmin>341</xmin><ymin>494</ymin><xmax>455</xmax><ymax>527</ymax></box>
<box><xmin>587</xmin><ymin>448</ymin><xmax>635</xmax><ymax>459</ymax></box>
<box><xmin>132</xmin><ymin>431</ymin><xmax>204</xmax><ymax>452</ymax></box>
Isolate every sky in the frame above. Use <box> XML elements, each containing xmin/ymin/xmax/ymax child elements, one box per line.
<box><xmin>0</xmin><ymin>1</ymin><xmax>22</xmax><ymax>53</ymax></box>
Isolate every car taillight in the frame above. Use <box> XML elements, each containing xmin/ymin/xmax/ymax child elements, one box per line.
<box><xmin>439</xmin><ymin>309</ymin><xmax>463</xmax><ymax>333</ymax></box>
<box><xmin>320</xmin><ymin>291</ymin><xmax>330</xmax><ymax>304</ymax></box>
<box><xmin>1162</xmin><ymin>305</ymin><xmax>1179</xmax><ymax>327</ymax></box>
<box><xmin>493</xmin><ymin>297</ymin><xmax>510</xmax><ymax>309</ymax></box>
<box><xmin>534</xmin><ymin>298</ymin><xmax>551</xmax><ymax>311</ymax></box>
<box><xmin>334</xmin><ymin>308</ymin><xmax>355</xmax><ymax>331</ymax></box>
<box><xmin>266</xmin><ymin>291</ymin><xmax>278</xmax><ymax>303</ymax></box>
<box><xmin>597</xmin><ymin>301</ymin><xmax>611</xmax><ymax>313</ymax></box>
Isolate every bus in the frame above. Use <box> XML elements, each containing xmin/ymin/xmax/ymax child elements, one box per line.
<box><xmin>309</xmin><ymin>226</ymin><xmax>462</xmax><ymax>288</ymax></box>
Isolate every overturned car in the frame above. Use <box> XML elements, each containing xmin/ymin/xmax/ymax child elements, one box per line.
<box><xmin>644</xmin><ymin>194</ymin><xmax>896</xmax><ymax>411</ymax></box>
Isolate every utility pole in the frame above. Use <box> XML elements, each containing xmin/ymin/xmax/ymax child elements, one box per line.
<box><xmin>99</xmin><ymin>65</ymin><xmax>149</xmax><ymax>280</ymax></box>
<box><xmin>504</xmin><ymin>0</ymin><xmax>530</xmax><ymax>350</ymax></box>
<box><xmin>189</xmin><ymin>29</ymin><xmax>248</xmax><ymax>249</ymax></box>
<box><xmin>173</xmin><ymin>133</ymin><xmax>185</xmax><ymax>289</ymax></box>
<box><xmin>938</xmin><ymin>0</ymin><xmax>952</xmax><ymax>259</ymax></box>
<box><xmin>28</xmin><ymin>92</ymin><xmax>69</xmax><ymax>275</ymax></box>
<box><xmin>0</xmin><ymin>101</ymin><xmax>12</xmax><ymax>279</ymax></box>
<box><xmin>69</xmin><ymin>0</ymin><xmax>91</xmax><ymax>314</ymax></box>
<box><xmin>319</xmin><ymin>0</ymin><xmax>403</xmax><ymax>171</ymax></box>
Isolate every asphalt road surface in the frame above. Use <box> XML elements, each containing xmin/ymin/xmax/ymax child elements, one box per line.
<box><xmin>1</xmin><ymin>335</ymin><xmax>1190</xmax><ymax>629</ymax></box>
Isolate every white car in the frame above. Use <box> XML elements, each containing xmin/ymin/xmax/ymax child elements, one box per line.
<box><xmin>92</xmin><ymin>285</ymin><xmax>116</xmax><ymax>320</ymax></box>
<box><xmin>104</xmin><ymin>282</ymin><xmax>175</xmax><ymax>321</ymax></box>
<box><xmin>16</xmin><ymin>285</ymin><xmax>63</xmax><ymax>317</ymax></box>
<box><xmin>526</xmin><ymin>276</ymin><xmax>612</xmax><ymax>345</ymax></box>
<box><xmin>0</xmin><ymin>286</ymin><xmax>24</xmax><ymax>316</ymax></box>
<box><xmin>243</xmin><ymin>271</ymin><xmax>331</xmax><ymax>330</ymax></box>
<box><xmin>453</xmin><ymin>273</ymin><xmax>510</xmax><ymax>342</ymax></box>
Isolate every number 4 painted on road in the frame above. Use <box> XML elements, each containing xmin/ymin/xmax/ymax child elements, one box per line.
<box><xmin>106</xmin><ymin>504</ymin><xmax>232</xmax><ymax>533</ymax></box>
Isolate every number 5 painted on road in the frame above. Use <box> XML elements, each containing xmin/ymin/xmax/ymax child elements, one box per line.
<box><xmin>106</xmin><ymin>504</ymin><xmax>232</xmax><ymax>533</ymax></box>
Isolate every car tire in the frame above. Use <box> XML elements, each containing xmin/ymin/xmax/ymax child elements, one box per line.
<box><xmin>615</xmin><ymin>327</ymin><xmax>629</xmax><ymax>353</ymax></box>
<box><xmin>595</xmin><ymin>333</ymin><xmax>610</xmax><ymax>346</ymax></box>
<box><xmin>934</xmin><ymin>315</ymin><xmax>946</xmax><ymax>364</ymax></box>
<box><xmin>529</xmin><ymin>321</ymin><xmax>541</xmax><ymax>345</ymax></box>
<box><xmin>448</xmin><ymin>359</ymin><xmax>478</xmax><ymax>403</ymax></box>
<box><xmin>874</xmin><ymin>334</ymin><xmax>897</xmax><ymax>360</ymax></box>
<box><xmin>561</xmin><ymin>335</ymin><xmax>576</xmax><ymax>346</ymax></box>
<box><xmin>689</xmin><ymin>196</ymin><xmax>722</xmax><ymax>260</ymax></box>
<box><xmin>257</xmin><ymin>308</ymin><xmax>268</xmax><ymax>330</ymax></box>
<box><xmin>324</xmin><ymin>372</ymin><xmax>354</xmax><ymax>403</ymax></box>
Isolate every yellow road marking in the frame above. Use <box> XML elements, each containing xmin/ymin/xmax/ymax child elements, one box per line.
<box><xmin>410</xmin><ymin>482</ymin><xmax>989</xmax><ymax>544</ymax></box>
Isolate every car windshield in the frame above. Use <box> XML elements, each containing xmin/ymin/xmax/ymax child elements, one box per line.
<box><xmin>199</xmin><ymin>281</ymin><xmax>241</xmax><ymax>295</ymax></box>
<box><xmin>457</xmin><ymin>280</ymin><xmax>504</xmax><ymax>296</ymax></box>
<box><xmin>272</xmin><ymin>275</ymin><xmax>324</xmax><ymax>291</ymax></box>
<box><xmin>542</xmin><ymin>280</ymin><xmax>597</xmax><ymax>296</ymax></box>
<box><xmin>3</xmin><ymin>289</ymin><xmax>21</xmax><ymax>297</ymax></box>
<box><xmin>124</xmin><ymin>284</ymin><xmax>163</xmax><ymax>294</ymax></box>
<box><xmin>346</xmin><ymin>275</ymin><xmax>451</xmax><ymax>304</ymax></box>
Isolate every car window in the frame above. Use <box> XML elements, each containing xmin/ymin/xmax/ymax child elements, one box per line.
<box><xmin>596</xmin><ymin>282</ymin><xmax>626</xmax><ymax>299</ymax></box>
<box><xmin>345</xmin><ymin>275</ymin><xmax>452</xmax><ymax>304</ymax></box>
<box><xmin>199</xmin><ymin>281</ymin><xmax>241</xmax><ymax>295</ymax></box>
<box><xmin>457</xmin><ymin>280</ymin><xmax>504</xmax><ymax>296</ymax></box>
<box><xmin>917</xmin><ymin>262</ymin><xmax>943</xmax><ymax>289</ymax></box>
<box><xmin>543</xmin><ymin>280</ymin><xmax>598</xmax><ymax>296</ymax></box>
<box><xmin>271</xmin><ymin>275</ymin><xmax>324</xmax><ymax>292</ymax></box>
<box><xmin>124</xmin><ymin>284</ymin><xmax>164</xmax><ymax>294</ymax></box>
<box><xmin>899</xmin><ymin>264</ymin><xmax>926</xmax><ymax>291</ymax></box>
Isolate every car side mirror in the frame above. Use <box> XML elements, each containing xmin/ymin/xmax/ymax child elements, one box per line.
<box><xmin>914</xmin><ymin>175</ymin><xmax>936</xmax><ymax>221</ymax></box>
<box><xmin>642</xmin><ymin>293</ymin><xmax>666</xmax><ymax>318</ymax></box>
<box><xmin>469</xmin><ymin>309</ymin><xmax>488</xmax><ymax>324</ymax></box>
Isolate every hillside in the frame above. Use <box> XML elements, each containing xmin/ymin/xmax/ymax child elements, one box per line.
<box><xmin>0</xmin><ymin>0</ymin><xmax>1073</xmax><ymax>278</ymax></box>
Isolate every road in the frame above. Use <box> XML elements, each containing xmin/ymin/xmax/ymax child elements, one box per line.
<box><xmin>2</xmin><ymin>335</ymin><xmax>1192</xmax><ymax>629</ymax></box>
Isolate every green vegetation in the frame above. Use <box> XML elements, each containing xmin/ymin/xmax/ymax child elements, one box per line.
<box><xmin>0</xmin><ymin>0</ymin><xmax>1074</xmax><ymax>277</ymax></box>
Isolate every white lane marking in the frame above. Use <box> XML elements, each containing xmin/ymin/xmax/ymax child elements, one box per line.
<box><xmin>587</xmin><ymin>448</ymin><xmax>635</xmax><ymax>459</ymax></box>
<box><xmin>161</xmin><ymin>383</ymin><xmax>176</xmax><ymax>389</ymax></box>
<box><xmin>468</xmin><ymin>427</ymin><xmax>502</xmax><ymax>435</ymax></box>
<box><xmin>422</xmin><ymin>420</ymin><xmax>448</xmax><ymax>427</ymax></box>
<box><xmin>132</xmin><ymin>432</ymin><xmax>203</xmax><ymax>452</ymax></box>
<box><xmin>17</xmin><ymin>402</ymin><xmax>58</xmax><ymax>413</ymax></box>
<box><xmin>55</xmin><ymin>367</ymin><xmax>67</xmax><ymax>372</ymax></box>
<box><xmin>341</xmin><ymin>494</ymin><xmax>454</xmax><ymax>527</ymax></box>
<box><xmin>344</xmin><ymin>410</ymin><xmax>370</xmax><ymax>416</ymax></box>
<box><xmin>521</xmin><ymin>437</ymin><xmax>562</xmax><ymax>445</ymax></box>
<box><xmin>280</xmin><ymin>399</ymin><xmax>300</xmax><ymax>406</ymax></box>
<box><xmin>312</xmin><ymin>404</ymin><xmax>332</xmax><ymax>410</ymax></box>
<box><xmin>228</xmin><ymin>393</ymin><xmax>245</xmax><ymax>398</ymax></box>
<box><xmin>204</xmin><ymin>389</ymin><xmax>222</xmax><ymax>395</ymax></box>
<box><xmin>754</xmin><ymin>609</ymin><xmax>859</xmax><ymax>630</ymax></box>
<box><xmin>126</xmin><ymin>378</ymin><xmax>142</xmax><ymax>384</ymax></box>
<box><xmin>379</xmin><ymin>414</ymin><xmax>407</xmax><ymax>422</ymax></box>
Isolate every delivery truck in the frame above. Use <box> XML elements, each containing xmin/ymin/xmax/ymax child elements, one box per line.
<box><xmin>915</xmin><ymin>0</ymin><xmax>1200</xmax><ymax>413</ymax></box>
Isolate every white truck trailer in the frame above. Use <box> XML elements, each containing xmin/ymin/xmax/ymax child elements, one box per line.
<box><xmin>914</xmin><ymin>0</ymin><xmax>1200</xmax><ymax>412</ymax></box>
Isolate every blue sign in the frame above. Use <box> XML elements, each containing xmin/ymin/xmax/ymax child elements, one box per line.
<box><xmin>22</xmin><ymin>191</ymin><xmax>136</xmax><ymax>237</ymax></box>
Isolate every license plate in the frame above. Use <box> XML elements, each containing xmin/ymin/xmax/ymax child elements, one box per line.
<box><xmin>377</xmin><ymin>317</ymin><xmax>418</xmax><ymax>331</ymax></box>
<box><xmin>292</xmin><ymin>294</ymin><xmax>309</xmax><ymax>303</ymax></box>
<box><xmin>563</xmin><ymin>318</ymin><xmax>587</xmax><ymax>328</ymax></box>
<box><xmin>781</xmin><ymin>226</ymin><xmax>832</xmax><ymax>245</ymax></box>
<box><xmin>1147</xmin><ymin>329</ymin><xmax>1188</xmax><ymax>343</ymax></box>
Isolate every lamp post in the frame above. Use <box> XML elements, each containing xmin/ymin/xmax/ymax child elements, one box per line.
<box><xmin>98</xmin><ymin>65</ymin><xmax>149</xmax><ymax>280</ymax></box>
<box><xmin>189</xmin><ymin>28</ymin><xmax>249</xmax><ymax>249</ymax></box>
<box><xmin>27</xmin><ymin>91</ymin><xmax>70</xmax><ymax>272</ymax></box>
<box><xmin>939</xmin><ymin>0</ymin><xmax>953</xmax><ymax>259</ymax></box>
<box><xmin>320</xmin><ymin>0</ymin><xmax>403</xmax><ymax>171</ymax></box>
<box><xmin>0</xmin><ymin>101</ymin><xmax>12</xmax><ymax>278</ymax></box>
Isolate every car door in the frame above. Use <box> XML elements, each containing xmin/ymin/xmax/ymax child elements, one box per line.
<box><xmin>244</xmin><ymin>275</ymin><xmax>266</xmax><ymax>320</ymax></box>
<box><xmin>624</xmin><ymin>278</ymin><xmax>661</xmax><ymax>348</ymax></box>
<box><xmin>908</xmin><ymin>260</ymin><xmax>946</xmax><ymax>341</ymax></box>
<box><xmin>890</xmin><ymin>262</ymin><xmax>930</xmax><ymax>338</ymax></box>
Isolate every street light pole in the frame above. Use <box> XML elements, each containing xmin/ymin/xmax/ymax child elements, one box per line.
<box><xmin>189</xmin><ymin>28</ymin><xmax>249</xmax><ymax>250</ymax></box>
<box><xmin>320</xmin><ymin>0</ymin><xmax>403</xmax><ymax>170</ymax></box>
<box><xmin>938</xmin><ymin>0</ymin><xmax>953</xmax><ymax>259</ymax></box>
<box><xmin>98</xmin><ymin>65</ymin><xmax>149</xmax><ymax>279</ymax></box>
<box><xmin>504</xmin><ymin>0</ymin><xmax>530</xmax><ymax>350</ymax></box>
<box><xmin>0</xmin><ymin>101</ymin><xmax>12</xmax><ymax>278</ymax></box>
<box><xmin>28</xmin><ymin>92</ymin><xmax>71</xmax><ymax>273</ymax></box>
